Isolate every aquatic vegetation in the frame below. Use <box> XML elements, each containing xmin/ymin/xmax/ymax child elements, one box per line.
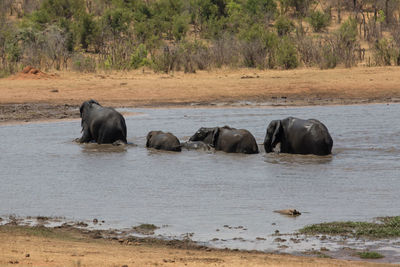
<box><xmin>133</xmin><ymin>224</ymin><xmax>159</xmax><ymax>235</ymax></box>
<box><xmin>357</xmin><ymin>251</ymin><xmax>384</xmax><ymax>259</ymax></box>
<box><xmin>299</xmin><ymin>216</ymin><xmax>400</xmax><ymax>238</ymax></box>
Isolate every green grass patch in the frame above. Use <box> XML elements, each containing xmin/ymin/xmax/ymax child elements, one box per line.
<box><xmin>133</xmin><ymin>224</ymin><xmax>159</xmax><ymax>235</ymax></box>
<box><xmin>357</xmin><ymin>251</ymin><xmax>384</xmax><ymax>259</ymax></box>
<box><xmin>299</xmin><ymin>216</ymin><xmax>400</xmax><ymax>238</ymax></box>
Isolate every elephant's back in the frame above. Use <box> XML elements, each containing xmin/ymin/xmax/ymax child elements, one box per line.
<box><xmin>232</xmin><ymin>129</ymin><xmax>259</xmax><ymax>154</ymax></box>
<box><xmin>156</xmin><ymin>133</ymin><xmax>181</xmax><ymax>149</ymax></box>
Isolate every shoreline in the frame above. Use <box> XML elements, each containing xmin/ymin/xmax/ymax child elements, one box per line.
<box><xmin>1</xmin><ymin>67</ymin><xmax>400</xmax><ymax>124</ymax></box>
<box><xmin>0</xmin><ymin>98</ymin><xmax>397</xmax><ymax>125</ymax></box>
<box><xmin>0</xmin><ymin>217</ymin><xmax>396</xmax><ymax>266</ymax></box>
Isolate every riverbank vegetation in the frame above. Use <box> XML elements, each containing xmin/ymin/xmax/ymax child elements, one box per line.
<box><xmin>1</xmin><ymin>0</ymin><xmax>400</xmax><ymax>77</ymax></box>
<box><xmin>299</xmin><ymin>216</ymin><xmax>400</xmax><ymax>238</ymax></box>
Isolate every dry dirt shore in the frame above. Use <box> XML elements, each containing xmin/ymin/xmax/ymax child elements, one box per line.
<box><xmin>0</xmin><ymin>224</ymin><xmax>394</xmax><ymax>267</ymax></box>
<box><xmin>1</xmin><ymin>67</ymin><xmax>400</xmax><ymax>123</ymax></box>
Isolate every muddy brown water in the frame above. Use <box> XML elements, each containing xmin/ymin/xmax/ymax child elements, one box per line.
<box><xmin>1</xmin><ymin>104</ymin><xmax>400</xmax><ymax>258</ymax></box>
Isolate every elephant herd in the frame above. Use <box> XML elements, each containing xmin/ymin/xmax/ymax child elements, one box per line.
<box><xmin>77</xmin><ymin>100</ymin><xmax>333</xmax><ymax>156</ymax></box>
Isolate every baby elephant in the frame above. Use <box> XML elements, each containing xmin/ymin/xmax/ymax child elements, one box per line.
<box><xmin>146</xmin><ymin>131</ymin><xmax>181</xmax><ymax>152</ymax></box>
<box><xmin>189</xmin><ymin>126</ymin><xmax>259</xmax><ymax>154</ymax></box>
<box><xmin>264</xmin><ymin>117</ymin><xmax>333</xmax><ymax>155</ymax></box>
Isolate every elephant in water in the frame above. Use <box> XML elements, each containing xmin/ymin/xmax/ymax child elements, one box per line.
<box><xmin>264</xmin><ymin>117</ymin><xmax>333</xmax><ymax>155</ymax></box>
<box><xmin>77</xmin><ymin>100</ymin><xmax>127</xmax><ymax>144</ymax></box>
<box><xmin>146</xmin><ymin>131</ymin><xmax>181</xmax><ymax>152</ymax></box>
<box><xmin>189</xmin><ymin>126</ymin><xmax>259</xmax><ymax>154</ymax></box>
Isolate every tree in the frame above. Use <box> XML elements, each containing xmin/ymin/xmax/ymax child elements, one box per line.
<box><xmin>288</xmin><ymin>0</ymin><xmax>315</xmax><ymax>17</ymax></box>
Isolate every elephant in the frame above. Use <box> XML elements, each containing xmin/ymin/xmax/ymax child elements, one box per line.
<box><xmin>146</xmin><ymin>131</ymin><xmax>181</xmax><ymax>152</ymax></box>
<box><xmin>77</xmin><ymin>99</ymin><xmax>127</xmax><ymax>144</ymax></box>
<box><xmin>189</xmin><ymin>126</ymin><xmax>259</xmax><ymax>154</ymax></box>
<box><xmin>264</xmin><ymin>117</ymin><xmax>333</xmax><ymax>155</ymax></box>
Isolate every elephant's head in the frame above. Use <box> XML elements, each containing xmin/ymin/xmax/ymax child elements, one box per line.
<box><xmin>264</xmin><ymin>120</ymin><xmax>282</xmax><ymax>153</ymax></box>
<box><xmin>189</xmin><ymin>127</ymin><xmax>219</xmax><ymax>147</ymax></box>
<box><xmin>79</xmin><ymin>99</ymin><xmax>100</xmax><ymax>128</ymax></box>
<box><xmin>79</xmin><ymin>99</ymin><xmax>100</xmax><ymax>118</ymax></box>
<box><xmin>146</xmin><ymin>131</ymin><xmax>162</xmax><ymax>147</ymax></box>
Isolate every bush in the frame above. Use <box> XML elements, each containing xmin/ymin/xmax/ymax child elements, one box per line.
<box><xmin>307</xmin><ymin>10</ymin><xmax>330</xmax><ymax>32</ymax></box>
<box><xmin>277</xmin><ymin>37</ymin><xmax>298</xmax><ymax>69</ymax></box>
<box><xmin>211</xmin><ymin>34</ymin><xmax>240</xmax><ymax>68</ymax></box>
<box><xmin>151</xmin><ymin>44</ymin><xmax>180</xmax><ymax>73</ymax></box>
<box><xmin>296</xmin><ymin>35</ymin><xmax>319</xmax><ymax>67</ymax></box>
<box><xmin>0</xmin><ymin>19</ymin><xmax>21</xmax><ymax>76</ymax></box>
<box><xmin>275</xmin><ymin>16</ymin><xmax>294</xmax><ymax>36</ymax></box>
<box><xmin>172</xmin><ymin>14</ymin><xmax>189</xmax><ymax>41</ymax></box>
<box><xmin>181</xmin><ymin>40</ymin><xmax>211</xmax><ymax>72</ymax></box>
<box><xmin>130</xmin><ymin>44</ymin><xmax>149</xmax><ymax>69</ymax></box>
<box><xmin>373</xmin><ymin>38</ymin><xmax>394</xmax><ymax>66</ymax></box>
<box><xmin>42</xmin><ymin>25</ymin><xmax>71</xmax><ymax>70</ymax></box>
<box><xmin>319</xmin><ymin>42</ymin><xmax>337</xmax><ymax>69</ymax></box>
<box><xmin>75</xmin><ymin>13</ymin><xmax>98</xmax><ymax>51</ymax></box>
<box><xmin>72</xmin><ymin>53</ymin><xmax>96</xmax><ymax>72</ymax></box>
<box><xmin>239</xmin><ymin>24</ymin><xmax>279</xmax><ymax>69</ymax></box>
<box><xmin>336</xmin><ymin>18</ymin><xmax>358</xmax><ymax>67</ymax></box>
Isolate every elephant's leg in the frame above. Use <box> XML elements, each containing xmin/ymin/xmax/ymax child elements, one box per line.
<box><xmin>99</xmin><ymin>126</ymin><xmax>126</xmax><ymax>144</ymax></box>
<box><xmin>79</xmin><ymin>130</ymin><xmax>92</xmax><ymax>143</ymax></box>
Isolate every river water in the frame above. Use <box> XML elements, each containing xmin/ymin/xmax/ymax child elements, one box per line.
<box><xmin>1</xmin><ymin>104</ymin><xmax>400</xmax><ymax>253</ymax></box>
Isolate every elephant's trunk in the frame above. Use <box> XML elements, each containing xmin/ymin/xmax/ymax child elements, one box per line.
<box><xmin>264</xmin><ymin>137</ymin><xmax>273</xmax><ymax>153</ymax></box>
<box><xmin>264</xmin><ymin>144</ymin><xmax>273</xmax><ymax>153</ymax></box>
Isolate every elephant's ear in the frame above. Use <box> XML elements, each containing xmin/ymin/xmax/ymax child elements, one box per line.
<box><xmin>79</xmin><ymin>102</ymin><xmax>85</xmax><ymax>118</ymax></box>
<box><xmin>211</xmin><ymin>127</ymin><xmax>220</xmax><ymax>147</ymax></box>
<box><xmin>146</xmin><ymin>132</ymin><xmax>153</xmax><ymax>147</ymax></box>
<box><xmin>271</xmin><ymin>120</ymin><xmax>282</xmax><ymax>146</ymax></box>
<box><xmin>89</xmin><ymin>99</ymin><xmax>100</xmax><ymax>106</ymax></box>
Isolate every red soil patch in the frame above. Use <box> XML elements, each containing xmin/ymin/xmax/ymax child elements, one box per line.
<box><xmin>8</xmin><ymin>66</ymin><xmax>58</xmax><ymax>80</ymax></box>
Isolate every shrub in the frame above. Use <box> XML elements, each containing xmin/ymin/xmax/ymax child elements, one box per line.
<box><xmin>42</xmin><ymin>25</ymin><xmax>71</xmax><ymax>70</ymax></box>
<box><xmin>276</xmin><ymin>37</ymin><xmax>298</xmax><ymax>69</ymax></box>
<box><xmin>275</xmin><ymin>16</ymin><xmax>295</xmax><ymax>36</ymax></box>
<box><xmin>239</xmin><ymin>24</ymin><xmax>279</xmax><ymax>69</ymax></box>
<box><xmin>151</xmin><ymin>44</ymin><xmax>180</xmax><ymax>73</ymax></box>
<box><xmin>72</xmin><ymin>53</ymin><xmax>96</xmax><ymax>72</ymax></box>
<box><xmin>289</xmin><ymin>0</ymin><xmax>315</xmax><ymax>17</ymax></box>
<box><xmin>172</xmin><ymin>14</ymin><xmax>189</xmax><ymax>41</ymax></box>
<box><xmin>307</xmin><ymin>10</ymin><xmax>330</xmax><ymax>32</ymax></box>
<box><xmin>373</xmin><ymin>38</ymin><xmax>393</xmax><ymax>66</ymax></box>
<box><xmin>336</xmin><ymin>18</ymin><xmax>358</xmax><ymax>67</ymax></box>
<box><xmin>181</xmin><ymin>40</ymin><xmax>211</xmax><ymax>71</ymax></box>
<box><xmin>319</xmin><ymin>42</ymin><xmax>337</xmax><ymax>69</ymax></box>
<box><xmin>75</xmin><ymin>13</ymin><xmax>98</xmax><ymax>51</ymax></box>
<box><xmin>130</xmin><ymin>44</ymin><xmax>149</xmax><ymax>69</ymax></box>
<box><xmin>296</xmin><ymin>35</ymin><xmax>319</xmax><ymax>67</ymax></box>
<box><xmin>211</xmin><ymin>34</ymin><xmax>240</xmax><ymax>68</ymax></box>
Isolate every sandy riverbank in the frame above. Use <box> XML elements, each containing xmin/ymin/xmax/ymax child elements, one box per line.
<box><xmin>1</xmin><ymin>67</ymin><xmax>400</xmax><ymax>123</ymax></box>
<box><xmin>0</xmin><ymin>224</ymin><xmax>394</xmax><ymax>267</ymax></box>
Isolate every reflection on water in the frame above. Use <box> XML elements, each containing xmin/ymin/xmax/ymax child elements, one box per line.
<box><xmin>1</xmin><ymin>104</ymin><xmax>400</xmax><ymax>254</ymax></box>
<box><xmin>264</xmin><ymin>153</ymin><xmax>333</xmax><ymax>165</ymax></box>
<box><xmin>79</xmin><ymin>143</ymin><xmax>136</xmax><ymax>153</ymax></box>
